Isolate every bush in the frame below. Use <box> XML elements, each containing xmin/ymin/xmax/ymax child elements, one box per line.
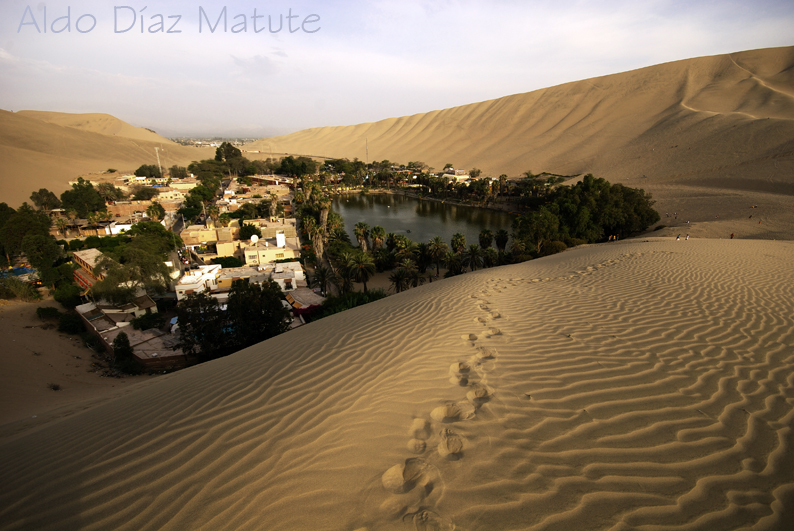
<box><xmin>54</xmin><ymin>283</ymin><xmax>83</xmax><ymax>309</ymax></box>
<box><xmin>36</xmin><ymin>306</ymin><xmax>62</xmax><ymax>320</ymax></box>
<box><xmin>0</xmin><ymin>278</ymin><xmax>41</xmax><ymax>301</ymax></box>
<box><xmin>84</xmin><ymin>235</ymin><xmax>102</xmax><ymax>249</ymax></box>
<box><xmin>58</xmin><ymin>312</ymin><xmax>85</xmax><ymax>334</ymax></box>
<box><xmin>131</xmin><ymin>312</ymin><xmax>165</xmax><ymax>331</ymax></box>
<box><xmin>540</xmin><ymin>240</ymin><xmax>567</xmax><ymax>257</ymax></box>
<box><xmin>564</xmin><ymin>238</ymin><xmax>588</xmax><ymax>248</ymax></box>
<box><xmin>81</xmin><ymin>332</ymin><xmax>104</xmax><ymax>352</ymax></box>
<box><xmin>211</xmin><ymin>256</ymin><xmax>244</xmax><ymax>268</ymax></box>
<box><xmin>69</xmin><ymin>239</ymin><xmax>85</xmax><ymax>251</ymax></box>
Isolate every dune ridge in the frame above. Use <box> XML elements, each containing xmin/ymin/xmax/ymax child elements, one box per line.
<box><xmin>0</xmin><ymin>110</ymin><xmax>212</xmax><ymax>207</ymax></box>
<box><xmin>15</xmin><ymin>111</ymin><xmax>172</xmax><ymax>144</ymax></box>
<box><xmin>246</xmin><ymin>46</ymin><xmax>794</xmax><ymax>216</ymax></box>
<box><xmin>1</xmin><ymin>238</ymin><xmax>792</xmax><ymax>530</ymax></box>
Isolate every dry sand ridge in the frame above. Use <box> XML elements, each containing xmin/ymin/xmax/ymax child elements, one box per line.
<box><xmin>1</xmin><ymin>238</ymin><xmax>793</xmax><ymax>530</ymax></box>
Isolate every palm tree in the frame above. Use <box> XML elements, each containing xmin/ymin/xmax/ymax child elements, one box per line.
<box><xmin>451</xmin><ymin>233</ymin><xmax>466</xmax><ymax>254</ymax></box>
<box><xmin>146</xmin><ymin>203</ymin><xmax>164</xmax><ymax>221</ymax></box>
<box><xmin>482</xmin><ymin>247</ymin><xmax>498</xmax><ymax>268</ymax></box>
<box><xmin>479</xmin><ymin>229</ymin><xmax>493</xmax><ymax>249</ymax></box>
<box><xmin>349</xmin><ymin>251</ymin><xmax>376</xmax><ymax>292</ymax></box>
<box><xmin>55</xmin><ymin>218</ymin><xmax>69</xmax><ymax>237</ymax></box>
<box><xmin>86</xmin><ymin>211</ymin><xmax>98</xmax><ymax>229</ymax></box>
<box><xmin>309</xmin><ymin>223</ymin><xmax>325</xmax><ymax>263</ymax></box>
<box><xmin>302</xmin><ymin>216</ymin><xmax>317</xmax><ymax>239</ymax></box>
<box><xmin>428</xmin><ymin>236</ymin><xmax>448</xmax><ymax>277</ymax></box>
<box><xmin>462</xmin><ymin>244</ymin><xmax>483</xmax><ymax>272</ymax></box>
<box><xmin>218</xmin><ymin>213</ymin><xmax>232</xmax><ymax>227</ymax></box>
<box><xmin>310</xmin><ymin>265</ymin><xmax>336</xmax><ymax>296</ymax></box>
<box><xmin>415</xmin><ymin>242</ymin><xmax>431</xmax><ymax>273</ymax></box>
<box><xmin>444</xmin><ymin>250</ymin><xmax>462</xmax><ymax>276</ymax></box>
<box><xmin>495</xmin><ymin>229</ymin><xmax>509</xmax><ymax>253</ymax></box>
<box><xmin>318</xmin><ymin>195</ymin><xmax>331</xmax><ymax>234</ymax></box>
<box><xmin>100</xmin><ymin>210</ymin><xmax>113</xmax><ymax>225</ymax></box>
<box><xmin>66</xmin><ymin>209</ymin><xmax>78</xmax><ymax>234</ymax></box>
<box><xmin>354</xmin><ymin>222</ymin><xmax>370</xmax><ymax>252</ymax></box>
<box><xmin>370</xmin><ymin>225</ymin><xmax>386</xmax><ymax>252</ymax></box>
<box><xmin>498</xmin><ymin>174</ymin><xmax>508</xmax><ymax>198</ymax></box>
<box><xmin>389</xmin><ymin>267</ymin><xmax>410</xmax><ymax>294</ymax></box>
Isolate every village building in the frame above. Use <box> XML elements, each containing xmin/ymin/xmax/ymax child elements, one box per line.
<box><xmin>72</xmin><ymin>248</ymin><xmax>106</xmax><ymax>290</ymax></box>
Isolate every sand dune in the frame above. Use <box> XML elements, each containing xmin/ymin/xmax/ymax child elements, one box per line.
<box><xmin>15</xmin><ymin>111</ymin><xmax>172</xmax><ymax>144</ymax></box>
<box><xmin>246</xmin><ymin>46</ymin><xmax>794</xmax><ymax>237</ymax></box>
<box><xmin>1</xmin><ymin>238</ymin><xmax>792</xmax><ymax>530</ymax></box>
<box><xmin>0</xmin><ymin>110</ymin><xmax>212</xmax><ymax>207</ymax></box>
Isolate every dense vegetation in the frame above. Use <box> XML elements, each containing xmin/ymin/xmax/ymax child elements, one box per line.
<box><xmin>176</xmin><ymin>280</ymin><xmax>291</xmax><ymax>361</ymax></box>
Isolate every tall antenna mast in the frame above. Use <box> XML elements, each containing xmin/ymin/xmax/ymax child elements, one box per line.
<box><xmin>155</xmin><ymin>147</ymin><xmax>163</xmax><ymax>177</ymax></box>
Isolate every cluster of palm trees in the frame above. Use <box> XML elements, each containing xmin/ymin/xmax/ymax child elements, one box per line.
<box><xmin>307</xmin><ymin>218</ymin><xmax>512</xmax><ymax>296</ymax></box>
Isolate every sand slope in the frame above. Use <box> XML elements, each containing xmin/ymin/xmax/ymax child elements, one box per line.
<box><xmin>15</xmin><ymin>111</ymin><xmax>172</xmax><ymax>144</ymax></box>
<box><xmin>1</xmin><ymin>238</ymin><xmax>792</xmax><ymax>530</ymax></box>
<box><xmin>247</xmin><ymin>46</ymin><xmax>794</xmax><ymax>183</ymax></box>
<box><xmin>0</xmin><ymin>110</ymin><xmax>212</xmax><ymax>207</ymax></box>
<box><xmin>246</xmin><ymin>46</ymin><xmax>794</xmax><ymax>236</ymax></box>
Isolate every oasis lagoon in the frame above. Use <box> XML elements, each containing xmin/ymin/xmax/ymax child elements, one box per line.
<box><xmin>332</xmin><ymin>194</ymin><xmax>516</xmax><ymax>247</ymax></box>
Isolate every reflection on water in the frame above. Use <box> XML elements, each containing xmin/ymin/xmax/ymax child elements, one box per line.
<box><xmin>332</xmin><ymin>194</ymin><xmax>516</xmax><ymax>246</ymax></box>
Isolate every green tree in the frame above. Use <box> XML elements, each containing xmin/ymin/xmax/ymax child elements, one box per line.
<box><xmin>389</xmin><ymin>267</ymin><xmax>410</xmax><ymax>294</ymax></box>
<box><xmin>60</xmin><ymin>178</ymin><xmax>105</xmax><ymax>218</ymax></box>
<box><xmin>451</xmin><ymin>233</ymin><xmax>466</xmax><ymax>254</ymax></box>
<box><xmin>112</xmin><ymin>331</ymin><xmax>142</xmax><ymax>374</ymax></box>
<box><xmin>146</xmin><ymin>202</ymin><xmax>166</xmax><ymax>221</ymax></box>
<box><xmin>240</xmin><ymin>223</ymin><xmax>262</xmax><ymax>241</ymax></box>
<box><xmin>225</xmin><ymin>280</ymin><xmax>292</xmax><ymax>352</ymax></box>
<box><xmin>134</xmin><ymin>164</ymin><xmax>162</xmax><ymax>179</ymax></box>
<box><xmin>215</xmin><ymin>142</ymin><xmax>242</xmax><ymax>162</ymax></box>
<box><xmin>479</xmin><ymin>229</ymin><xmax>493</xmax><ymax>249</ymax></box>
<box><xmin>469</xmin><ymin>168</ymin><xmax>482</xmax><ymax>179</ymax></box>
<box><xmin>428</xmin><ymin>236</ymin><xmax>448</xmax><ymax>277</ymax></box>
<box><xmin>462</xmin><ymin>244</ymin><xmax>483</xmax><ymax>272</ymax></box>
<box><xmin>132</xmin><ymin>186</ymin><xmax>160</xmax><ymax>201</ymax></box>
<box><xmin>96</xmin><ymin>182</ymin><xmax>126</xmax><ymax>202</ymax></box>
<box><xmin>348</xmin><ymin>251</ymin><xmax>376</xmax><ymax>292</ymax></box>
<box><xmin>513</xmin><ymin>206</ymin><xmax>560</xmax><ymax>254</ymax></box>
<box><xmin>169</xmin><ymin>165</ymin><xmax>188</xmax><ymax>179</ymax></box>
<box><xmin>310</xmin><ymin>265</ymin><xmax>336</xmax><ymax>296</ymax></box>
<box><xmin>354</xmin><ymin>222</ymin><xmax>370</xmax><ymax>252</ymax></box>
<box><xmin>370</xmin><ymin>226</ymin><xmax>386</xmax><ymax>252</ymax></box>
<box><xmin>92</xmin><ymin>248</ymin><xmax>172</xmax><ymax>304</ymax></box>
<box><xmin>22</xmin><ymin>234</ymin><xmax>62</xmax><ymax>287</ymax></box>
<box><xmin>30</xmin><ymin>188</ymin><xmax>62</xmax><ymax>210</ymax></box>
<box><xmin>0</xmin><ymin>203</ymin><xmax>51</xmax><ymax>260</ymax></box>
<box><xmin>176</xmin><ymin>292</ymin><xmax>227</xmax><ymax>361</ymax></box>
<box><xmin>494</xmin><ymin>229</ymin><xmax>509</xmax><ymax>253</ymax></box>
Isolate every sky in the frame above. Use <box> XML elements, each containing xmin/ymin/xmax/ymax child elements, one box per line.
<box><xmin>1</xmin><ymin>0</ymin><xmax>792</xmax><ymax>138</ymax></box>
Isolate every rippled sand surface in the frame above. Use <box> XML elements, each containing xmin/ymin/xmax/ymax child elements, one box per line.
<box><xmin>1</xmin><ymin>238</ymin><xmax>793</xmax><ymax>530</ymax></box>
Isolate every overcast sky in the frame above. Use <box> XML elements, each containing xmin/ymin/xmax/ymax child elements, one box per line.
<box><xmin>1</xmin><ymin>0</ymin><xmax>792</xmax><ymax>137</ymax></box>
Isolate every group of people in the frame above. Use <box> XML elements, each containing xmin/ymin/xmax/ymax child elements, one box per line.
<box><xmin>676</xmin><ymin>234</ymin><xmax>690</xmax><ymax>241</ymax></box>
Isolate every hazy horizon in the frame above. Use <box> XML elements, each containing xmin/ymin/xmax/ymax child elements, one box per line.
<box><xmin>1</xmin><ymin>0</ymin><xmax>793</xmax><ymax>138</ymax></box>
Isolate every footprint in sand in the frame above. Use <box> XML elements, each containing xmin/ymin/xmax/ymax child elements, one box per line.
<box><xmin>476</xmin><ymin>346</ymin><xmax>497</xmax><ymax>360</ymax></box>
<box><xmin>466</xmin><ymin>383</ymin><xmax>494</xmax><ymax>406</ymax></box>
<box><xmin>381</xmin><ymin>458</ymin><xmax>438</xmax><ymax>494</ymax></box>
<box><xmin>475</xmin><ymin>316</ymin><xmax>488</xmax><ymax>324</ymax></box>
<box><xmin>461</xmin><ymin>333</ymin><xmax>478</xmax><ymax>343</ymax></box>
<box><xmin>430</xmin><ymin>402</ymin><xmax>475</xmax><ymax>423</ymax></box>
<box><xmin>448</xmin><ymin>362</ymin><xmax>472</xmax><ymax>386</ymax></box>
<box><xmin>403</xmin><ymin>509</ymin><xmax>456</xmax><ymax>531</ymax></box>
<box><xmin>489</xmin><ymin>311</ymin><xmax>501</xmax><ymax>319</ymax></box>
<box><xmin>484</xmin><ymin>327</ymin><xmax>501</xmax><ymax>337</ymax></box>
<box><xmin>437</xmin><ymin>428</ymin><xmax>464</xmax><ymax>459</ymax></box>
<box><xmin>407</xmin><ymin>418</ymin><xmax>432</xmax><ymax>453</ymax></box>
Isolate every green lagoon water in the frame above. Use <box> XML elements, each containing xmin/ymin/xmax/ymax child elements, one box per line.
<box><xmin>332</xmin><ymin>194</ymin><xmax>516</xmax><ymax>247</ymax></box>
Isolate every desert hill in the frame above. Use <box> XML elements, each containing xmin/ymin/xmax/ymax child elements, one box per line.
<box><xmin>1</xmin><ymin>237</ymin><xmax>792</xmax><ymax>530</ymax></box>
<box><xmin>246</xmin><ymin>46</ymin><xmax>794</xmax><ymax>237</ymax></box>
<box><xmin>16</xmin><ymin>110</ymin><xmax>172</xmax><ymax>144</ymax></box>
<box><xmin>0</xmin><ymin>110</ymin><xmax>212</xmax><ymax>207</ymax></box>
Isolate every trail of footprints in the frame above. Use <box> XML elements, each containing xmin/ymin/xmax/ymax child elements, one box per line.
<box><xmin>376</xmin><ymin>288</ymin><xmax>504</xmax><ymax>530</ymax></box>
